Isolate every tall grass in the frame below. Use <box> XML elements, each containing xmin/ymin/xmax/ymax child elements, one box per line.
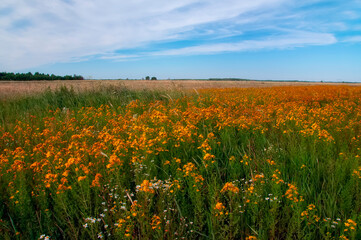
<box><xmin>0</xmin><ymin>86</ymin><xmax>180</xmax><ymax>128</ymax></box>
<box><xmin>0</xmin><ymin>85</ymin><xmax>360</xmax><ymax>239</ymax></box>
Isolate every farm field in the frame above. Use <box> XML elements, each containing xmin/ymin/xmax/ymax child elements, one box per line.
<box><xmin>1</xmin><ymin>80</ymin><xmax>361</xmax><ymax>99</ymax></box>
<box><xmin>0</xmin><ymin>84</ymin><xmax>361</xmax><ymax>239</ymax></box>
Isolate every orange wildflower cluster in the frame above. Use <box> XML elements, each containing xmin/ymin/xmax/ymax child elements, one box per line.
<box><xmin>214</xmin><ymin>202</ymin><xmax>227</xmax><ymax>216</ymax></box>
<box><xmin>1</xmin><ymin>86</ymin><xmax>360</xmax><ymax>197</ymax></box>
<box><xmin>284</xmin><ymin>183</ymin><xmax>304</xmax><ymax>203</ymax></box>
<box><xmin>344</xmin><ymin>219</ymin><xmax>357</xmax><ymax>232</ymax></box>
<box><xmin>246</xmin><ymin>236</ymin><xmax>258</xmax><ymax>240</ymax></box>
<box><xmin>138</xmin><ymin>180</ymin><xmax>155</xmax><ymax>194</ymax></box>
<box><xmin>220</xmin><ymin>182</ymin><xmax>239</xmax><ymax>194</ymax></box>
<box><xmin>271</xmin><ymin>169</ymin><xmax>284</xmax><ymax>184</ymax></box>
<box><xmin>253</xmin><ymin>173</ymin><xmax>265</xmax><ymax>184</ymax></box>
<box><xmin>301</xmin><ymin>204</ymin><xmax>320</xmax><ymax>224</ymax></box>
<box><xmin>240</xmin><ymin>154</ymin><xmax>251</xmax><ymax>165</ymax></box>
<box><xmin>182</xmin><ymin>162</ymin><xmax>204</xmax><ymax>186</ymax></box>
<box><xmin>353</xmin><ymin>166</ymin><xmax>361</xmax><ymax>179</ymax></box>
<box><xmin>1</xmin><ymin>85</ymin><xmax>361</xmax><ymax>238</ymax></box>
<box><xmin>91</xmin><ymin>173</ymin><xmax>102</xmax><ymax>188</ymax></box>
<box><xmin>266</xmin><ymin>159</ymin><xmax>276</xmax><ymax>165</ymax></box>
<box><xmin>198</xmin><ymin>133</ymin><xmax>216</xmax><ymax>166</ymax></box>
<box><xmin>151</xmin><ymin>215</ymin><xmax>162</xmax><ymax>230</ymax></box>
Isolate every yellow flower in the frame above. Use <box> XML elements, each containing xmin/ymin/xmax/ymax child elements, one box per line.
<box><xmin>203</xmin><ymin>153</ymin><xmax>215</xmax><ymax>161</ymax></box>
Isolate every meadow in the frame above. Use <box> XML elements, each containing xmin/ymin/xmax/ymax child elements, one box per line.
<box><xmin>2</xmin><ymin>79</ymin><xmax>356</xmax><ymax>100</ymax></box>
<box><xmin>0</xmin><ymin>84</ymin><xmax>360</xmax><ymax>239</ymax></box>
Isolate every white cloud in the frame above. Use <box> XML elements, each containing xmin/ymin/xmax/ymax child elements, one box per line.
<box><xmin>151</xmin><ymin>31</ymin><xmax>337</xmax><ymax>56</ymax></box>
<box><xmin>342</xmin><ymin>11</ymin><xmax>359</xmax><ymax>20</ymax></box>
<box><xmin>100</xmin><ymin>30</ymin><xmax>336</xmax><ymax>60</ymax></box>
<box><xmin>342</xmin><ymin>35</ymin><xmax>361</xmax><ymax>42</ymax></box>
<box><xmin>0</xmin><ymin>0</ymin><xmax>345</xmax><ymax>70</ymax></box>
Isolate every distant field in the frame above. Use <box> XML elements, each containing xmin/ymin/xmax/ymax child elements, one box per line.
<box><xmin>1</xmin><ymin>79</ymin><xmax>361</xmax><ymax>99</ymax></box>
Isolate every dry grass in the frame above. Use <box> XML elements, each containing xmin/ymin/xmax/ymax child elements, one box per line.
<box><xmin>1</xmin><ymin>79</ymin><xmax>360</xmax><ymax>99</ymax></box>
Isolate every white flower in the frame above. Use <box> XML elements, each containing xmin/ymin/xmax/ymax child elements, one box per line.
<box><xmin>83</xmin><ymin>223</ymin><xmax>88</xmax><ymax>228</ymax></box>
<box><xmin>86</xmin><ymin>217</ymin><xmax>96</xmax><ymax>223</ymax></box>
<box><xmin>39</xmin><ymin>235</ymin><xmax>45</xmax><ymax>239</ymax></box>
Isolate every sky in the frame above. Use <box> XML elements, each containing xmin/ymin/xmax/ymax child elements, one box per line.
<box><xmin>0</xmin><ymin>0</ymin><xmax>361</xmax><ymax>81</ymax></box>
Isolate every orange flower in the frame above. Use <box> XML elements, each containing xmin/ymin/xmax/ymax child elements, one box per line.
<box><xmin>151</xmin><ymin>215</ymin><xmax>161</xmax><ymax>230</ymax></box>
<box><xmin>138</xmin><ymin>180</ymin><xmax>155</xmax><ymax>193</ymax></box>
<box><xmin>220</xmin><ymin>182</ymin><xmax>239</xmax><ymax>194</ymax></box>
<box><xmin>78</xmin><ymin>176</ymin><xmax>87</xmax><ymax>182</ymax></box>
<box><xmin>91</xmin><ymin>173</ymin><xmax>102</xmax><ymax>187</ymax></box>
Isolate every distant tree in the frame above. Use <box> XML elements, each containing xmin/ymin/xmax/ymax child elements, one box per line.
<box><xmin>0</xmin><ymin>72</ymin><xmax>84</xmax><ymax>81</ymax></box>
<box><xmin>73</xmin><ymin>74</ymin><xmax>84</xmax><ymax>80</ymax></box>
<box><xmin>145</xmin><ymin>76</ymin><xmax>150</xmax><ymax>80</ymax></box>
<box><xmin>151</xmin><ymin>76</ymin><xmax>157</xmax><ymax>80</ymax></box>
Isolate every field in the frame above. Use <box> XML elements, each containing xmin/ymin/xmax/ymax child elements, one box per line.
<box><xmin>0</xmin><ymin>82</ymin><xmax>361</xmax><ymax>239</ymax></box>
<box><xmin>2</xmin><ymin>79</ymin><xmax>361</xmax><ymax>99</ymax></box>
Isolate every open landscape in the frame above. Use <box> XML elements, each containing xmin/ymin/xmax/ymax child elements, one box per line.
<box><xmin>1</xmin><ymin>80</ymin><xmax>361</xmax><ymax>99</ymax></box>
<box><xmin>0</xmin><ymin>82</ymin><xmax>360</xmax><ymax>239</ymax></box>
<box><xmin>2</xmin><ymin>1</ymin><xmax>361</xmax><ymax>239</ymax></box>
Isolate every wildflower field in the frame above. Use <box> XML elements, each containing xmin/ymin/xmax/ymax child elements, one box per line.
<box><xmin>0</xmin><ymin>85</ymin><xmax>361</xmax><ymax>239</ymax></box>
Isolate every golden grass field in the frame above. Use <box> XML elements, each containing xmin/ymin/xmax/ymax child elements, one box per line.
<box><xmin>1</xmin><ymin>79</ymin><xmax>361</xmax><ymax>99</ymax></box>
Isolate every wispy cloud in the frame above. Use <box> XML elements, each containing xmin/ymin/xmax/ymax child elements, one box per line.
<box><xmin>151</xmin><ymin>31</ymin><xmax>337</xmax><ymax>56</ymax></box>
<box><xmin>0</xmin><ymin>0</ymin><xmax>359</xmax><ymax>70</ymax></box>
<box><xmin>342</xmin><ymin>35</ymin><xmax>361</xmax><ymax>42</ymax></box>
<box><xmin>101</xmin><ymin>31</ymin><xmax>336</xmax><ymax>60</ymax></box>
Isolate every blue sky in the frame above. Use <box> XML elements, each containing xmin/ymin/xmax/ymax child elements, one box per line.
<box><xmin>0</xmin><ymin>0</ymin><xmax>361</xmax><ymax>81</ymax></box>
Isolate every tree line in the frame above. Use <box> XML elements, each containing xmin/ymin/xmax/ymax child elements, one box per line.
<box><xmin>0</xmin><ymin>72</ymin><xmax>84</xmax><ymax>81</ymax></box>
